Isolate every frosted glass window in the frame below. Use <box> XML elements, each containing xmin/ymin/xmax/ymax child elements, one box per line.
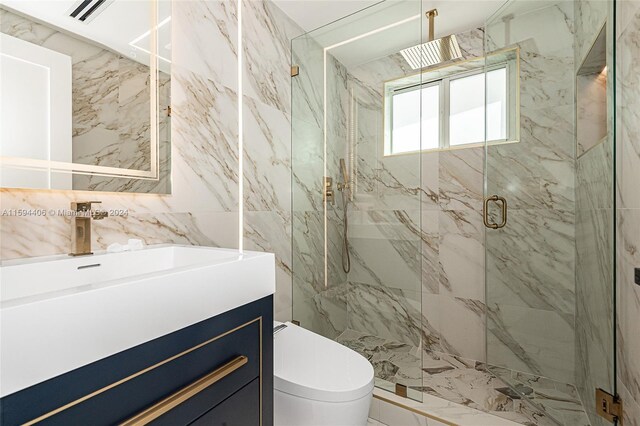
<box><xmin>449</xmin><ymin>69</ymin><xmax>507</xmax><ymax>146</ymax></box>
<box><xmin>391</xmin><ymin>84</ymin><xmax>439</xmax><ymax>153</ymax></box>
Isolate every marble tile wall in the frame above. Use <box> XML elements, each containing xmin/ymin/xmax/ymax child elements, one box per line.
<box><xmin>484</xmin><ymin>2</ymin><xmax>578</xmax><ymax>386</ymax></box>
<box><xmin>0</xmin><ymin>0</ymin><xmax>303</xmax><ymax>322</ymax></box>
<box><xmin>341</xmin><ymin>28</ymin><xmax>488</xmax><ymax>369</ymax></box>
<box><xmin>574</xmin><ymin>1</ymin><xmax>614</xmax><ymax>426</ymax></box>
<box><xmin>616</xmin><ymin>0</ymin><xmax>640</xmax><ymax>424</ymax></box>
<box><xmin>0</xmin><ymin>8</ymin><xmax>171</xmax><ymax>194</ymax></box>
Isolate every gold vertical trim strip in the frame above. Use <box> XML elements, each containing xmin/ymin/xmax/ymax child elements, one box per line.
<box><xmin>22</xmin><ymin>317</ymin><xmax>262</xmax><ymax>425</ymax></box>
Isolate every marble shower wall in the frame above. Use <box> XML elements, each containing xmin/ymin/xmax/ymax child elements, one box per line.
<box><xmin>484</xmin><ymin>2</ymin><xmax>577</xmax><ymax>385</ymax></box>
<box><xmin>0</xmin><ymin>8</ymin><xmax>171</xmax><ymax>194</ymax></box>
<box><xmin>616</xmin><ymin>0</ymin><xmax>640</xmax><ymax>424</ymax></box>
<box><xmin>342</xmin><ymin>28</ymin><xmax>486</xmax><ymax>362</ymax></box>
<box><xmin>574</xmin><ymin>1</ymin><xmax>614</xmax><ymax>426</ymax></box>
<box><xmin>0</xmin><ymin>0</ymin><xmax>302</xmax><ymax>322</ymax></box>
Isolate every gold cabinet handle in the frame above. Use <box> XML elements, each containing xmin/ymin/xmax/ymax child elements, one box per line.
<box><xmin>120</xmin><ymin>355</ymin><xmax>248</xmax><ymax>426</ymax></box>
<box><xmin>483</xmin><ymin>195</ymin><xmax>508</xmax><ymax>229</ymax></box>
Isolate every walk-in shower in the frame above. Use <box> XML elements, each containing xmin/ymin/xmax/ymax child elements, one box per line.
<box><xmin>291</xmin><ymin>0</ymin><xmax>617</xmax><ymax>424</ymax></box>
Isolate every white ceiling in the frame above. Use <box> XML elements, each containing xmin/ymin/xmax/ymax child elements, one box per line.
<box><xmin>272</xmin><ymin>0</ymin><xmax>384</xmax><ymax>32</ymax></box>
<box><xmin>0</xmin><ymin>0</ymin><xmax>171</xmax><ymax>69</ymax></box>
<box><xmin>274</xmin><ymin>0</ymin><xmax>509</xmax><ymax>67</ymax></box>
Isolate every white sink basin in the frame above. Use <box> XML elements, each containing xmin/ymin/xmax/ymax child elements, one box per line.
<box><xmin>0</xmin><ymin>245</ymin><xmax>275</xmax><ymax>397</ymax></box>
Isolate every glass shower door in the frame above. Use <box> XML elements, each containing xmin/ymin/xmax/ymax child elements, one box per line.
<box><xmin>484</xmin><ymin>1</ymin><xmax>616</xmax><ymax>425</ymax></box>
<box><xmin>291</xmin><ymin>0</ymin><xmax>425</xmax><ymax>402</ymax></box>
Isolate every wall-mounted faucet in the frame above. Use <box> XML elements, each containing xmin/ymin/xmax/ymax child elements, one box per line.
<box><xmin>69</xmin><ymin>201</ymin><xmax>108</xmax><ymax>256</ymax></box>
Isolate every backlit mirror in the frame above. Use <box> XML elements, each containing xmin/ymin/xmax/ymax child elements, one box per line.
<box><xmin>0</xmin><ymin>0</ymin><xmax>171</xmax><ymax>193</ymax></box>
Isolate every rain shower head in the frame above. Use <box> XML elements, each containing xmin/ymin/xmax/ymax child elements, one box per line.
<box><xmin>400</xmin><ymin>9</ymin><xmax>462</xmax><ymax>70</ymax></box>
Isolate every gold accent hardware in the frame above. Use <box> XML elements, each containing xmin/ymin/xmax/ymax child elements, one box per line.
<box><xmin>291</xmin><ymin>65</ymin><xmax>299</xmax><ymax>77</ymax></box>
<box><xmin>483</xmin><ymin>195</ymin><xmax>508</xmax><ymax>229</ymax></box>
<box><xmin>395</xmin><ymin>383</ymin><xmax>408</xmax><ymax>398</ymax></box>
<box><xmin>425</xmin><ymin>9</ymin><xmax>438</xmax><ymax>41</ymax></box>
<box><xmin>291</xmin><ymin>320</ymin><xmax>300</xmax><ymax>326</ymax></box>
<box><xmin>324</xmin><ymin>177</ymin><xmax>335</xmax><ymax>206</ymax></box>
<box><xmin>120</xmin><ymin>356</ymin><xmax>249</xmax><ymax>425</ymax></box>
<box><xmin>167</xmin><ymin>105</ymin><xmax>171</xmax><ymax>117</ymax></box>
<box><xmin>595</xmin><ymin>388</ymin><xmax>623</xmax><ymax>424</ymax></box>
<box><xmin>22</xmin><ymin>317</ymin><xmax>262</xmax><ymax>426</ymax></box>
<box><xmin>69</xmin><ymin>201</ymin><xmax>108</xmax><ymax>256</ymax></box>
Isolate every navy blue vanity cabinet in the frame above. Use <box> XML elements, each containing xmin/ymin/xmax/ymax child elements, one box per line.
<box><xmin>0</xmin><ymin>295</ymin><xmax>273</xmax><ymax>426</ymax></box>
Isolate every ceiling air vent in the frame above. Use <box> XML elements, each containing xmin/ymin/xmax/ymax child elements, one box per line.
<box><xmin>68</xmin><ymin>0</ymin><xmax>112</xmax><ymax>23</ymax></box>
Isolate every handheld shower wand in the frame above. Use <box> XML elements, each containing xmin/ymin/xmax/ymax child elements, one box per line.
<box><xmin>338</xmin><ymin>159</ymin><xmax>351</xmax><ymax>273</ymax></box>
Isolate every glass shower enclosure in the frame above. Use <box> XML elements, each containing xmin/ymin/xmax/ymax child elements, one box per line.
<box><xmin>291</xmin><ymin>0</ymin><xmax>618</xmax><ymax>422</ymax></box>
<box><xmin>291</xmin><ymin>0</ymin><xmax>426</xmax><ymax>401</ymax></box>
<box><xmin>484</xmin><ymin>0</ymin><xmax>617</xmax><ymax>425</ymax></box>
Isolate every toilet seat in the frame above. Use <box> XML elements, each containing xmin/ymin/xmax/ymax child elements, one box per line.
<box><xmin>273</xmin><ymin>322</ymin><xmax>374</xmax><ymax>403</ymax></box>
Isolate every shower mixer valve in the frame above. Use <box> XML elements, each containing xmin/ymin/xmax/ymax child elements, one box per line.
<box><xmin>324</xmin><ymin>176</ymin><xmax>335</xmax><ymax>205</ymax></box>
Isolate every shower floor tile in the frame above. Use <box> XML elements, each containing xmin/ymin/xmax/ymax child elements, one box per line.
<box><xmin>337</xmin><ymin>329</ymin><xmax>590</xmax><ymax>426</ymax></box>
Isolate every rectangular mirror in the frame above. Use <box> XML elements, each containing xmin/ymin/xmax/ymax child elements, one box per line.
<box><xmin>0</xmin><ymin>0</ymin><xmax>171</xmax><ymax>193</ymax></box>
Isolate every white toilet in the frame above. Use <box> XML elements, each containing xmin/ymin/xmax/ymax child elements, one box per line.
<box><xmin>273</xmin><ymin>321</ymin><xmax>375</xmax><ymax>426</ymax></box>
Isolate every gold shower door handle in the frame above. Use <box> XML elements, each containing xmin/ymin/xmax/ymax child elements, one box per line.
<box><xmin>483</xmin><ymin>195</ymin><xmax>508</xmax><ymax>229</ymax></box>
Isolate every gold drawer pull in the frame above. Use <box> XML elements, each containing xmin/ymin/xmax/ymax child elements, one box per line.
<box><xmin>120</xmin><ymin>355</ymin><xmax>249</xmax><ymax>426</ymax></box>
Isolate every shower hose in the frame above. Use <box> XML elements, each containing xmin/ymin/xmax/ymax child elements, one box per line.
<box><xmin>341</xmin><ymin>188</ymin><xmax>351</xmax><ymax>274</ymax></box>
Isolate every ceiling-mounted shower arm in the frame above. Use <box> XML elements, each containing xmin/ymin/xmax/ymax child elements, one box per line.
<box><xmin>426</xmin><ymin>9</ymin><xmax>438</xmax><ymax>42</ymax></box>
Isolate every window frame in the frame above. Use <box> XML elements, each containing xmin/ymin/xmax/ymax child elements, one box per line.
<box><xmin>385</xmin><ymin>59</ymin><xmax>518</xmax><ymax>156</ymax></box>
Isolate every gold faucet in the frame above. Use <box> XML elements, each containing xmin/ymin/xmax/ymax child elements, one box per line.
<box><xmin>69</xmin><ymin>201</ymin><xmax>108</xmax><ymax>256</ymax></box>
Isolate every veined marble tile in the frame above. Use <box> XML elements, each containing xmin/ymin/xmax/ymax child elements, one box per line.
<box><xmin>291</xmin><ymin>34</ymin><xmax>324</xmax><ymax>129</ymax></box>
<box><xmin>438</xmin><ymin>210</ymin><xmax>484</xmax><ymax>300</ymax></box>
<box><xmin>291</xmin><ymin>118</ymin><xmax>323</xmax><ymax>212</ymax></box>
<box><xmin>171</xmin><ymin>65</ymin><xmax>239</xmax><ymax>212</ymax></box>
<box><xmin>291</xmin><ymin>210</ymin><xmax>324</xmax><ymax>292</ymax></box>
<box><xmin>575</xmin><ymin>145</ymin><xmax>614</xmax><ymax>426</ymax></box>
<box><xmin>172</xmin><ymin>0</ymin><xmax>238</xmax><ymax>90</ymax></box>
<box><xmin>421</xmin><ymin>152</ymin><xmax>440</xmax><ymax>211</ymax></box>
<box><xmin>242</xmin><ymin>0</ymin><xmax>302</xmax><ymax>114</ymax></box>
<box><xmin>617</xmin><ymin>10</ymin><xmax>640</xmax><ymax>209</ymax></box>
<box><xmin>618</xmin><ymin>378</ymin><xmax>640</xmax><ymax>426</ymax></box>
<box><xmin>422</xmin><ymin>294</ymin><xmax>485</xmax><ymax>362</ymax></box>
<box><xmin>0</xmin><ymin>210</ymin><xmax>239</xmax><ymax>261</ymax></box>
<box><xmin>487</xmin><ymin>303</ymin><xmax>575</xmax><ymax>384</ymax></box>
<box><xmin>293</xmin><ymin>280</ymin><xmax>348</xmax><ymax>340</ymax></box>
<box><xmin>576</xmin><ymin>71</ymin><xmax>608</xmax><ymax>157</ymax></box>
<box><xmin>348</xmin><ymin>226</ymin><xmax>421</xmax><ymax>293</ymax></box>
<box><xmin>373</xmin><ymin>155</ymin><xmax>425</xmax><ymax>211</ymax></box>
<box><xmin>616</xmin><ymin>209</ymin><xmax>640</xmax><ymax>406</ymax></box>
<box><xmin>337</xmin><ymin>329</ymin><xmax>422</xmax><ymax>390</ymax></box>
<box><xmin>486</xmin><ymin>106</ymin><xmax>575</xmax><ymax>212</ymax></box>
<box><xmin>419</xmin><ymin>352</ymin><xmax>580</xmax><ymax>425</ymax></box>
<box><xmin>244</xmin><ymin>211</ymin><xmax>292</xmax><ymax>320</ymax></box>
<box><xmin>486</xmin><ymin>208</ymin><xmax>575</xmax><ymax>318</ymax></box>
<box><xmin>438</xmin><ymin>148</ymin><xmax>483</xmax><ymax>212</ymax></box>
<box><xmin>456</xmin><ymin>28</ymin><xmax>485</xmax><ymax>59</ymax></box>
<box><xmin>347</xmin><ymin>281</ymin><xmax>421</xmax><ymax>347</ymax></box>
<box><xmin>575</xmin><ymin>0</ymin><xmax>608</xmax><ymax>64</ymax></box>
<box><xmin>243</xmin><ymin>96</ymin><xmax>291</xmax><ymax>213</ymax></box>
<box><xmin>576</xmin><ymin>140</ymin><xmax>613</xmax><ymax>211</ymax></box>
<box><xmin>421</xmin><ymin>210</ymin><xmax>439</xmax><ymax>295</ymax></box>
<box><xmin>617</xmin><ymin>0</ymin><xmax>640</xmax><ymax>39</ymax></box>
<box><xmin>92</xmin><ymin>211</ymin><xmax>239</xmax><ymax>249</ymax></box>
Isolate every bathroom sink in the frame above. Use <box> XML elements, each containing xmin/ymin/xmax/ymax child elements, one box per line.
<box><xmin>0</xmin><ymin>245</ymin><xmax>275</xmax><ymax>397</ymax></box>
